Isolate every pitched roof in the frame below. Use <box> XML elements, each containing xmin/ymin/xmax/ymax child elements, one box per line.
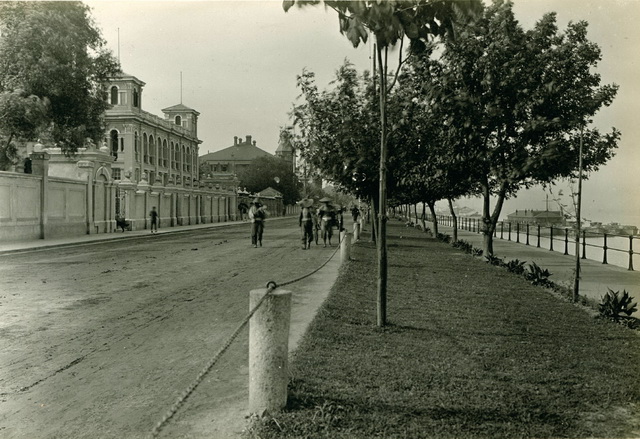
<box><xmin>162</xmin><ymin>103</ymin><xmax>200</xmax><ymax>115</ymax></box>
<box><xmin>200</xmin><ymin>144</ymin><xmax>272</xmax><ymax>162</ymax></box>
<box><xmin>258</xmin><ymin>187</ymin><xmax>282</xmax><ymax>198</ymax></box>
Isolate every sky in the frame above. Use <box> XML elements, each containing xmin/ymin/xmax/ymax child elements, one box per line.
<box><xmin>87</xmin><ymin>0</ymin><xmax>640</xmax><ymax>226</ymax></box>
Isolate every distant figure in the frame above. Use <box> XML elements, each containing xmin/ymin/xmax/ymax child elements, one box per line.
<box><xmin>116</xmin><ymin>216</ymin><xmax>130</xmax><ymax>232</ymax></box>
<box><xmin>248</xmin><ymin>198</ymin><xmax>266</xmax><ymax>247</ymax></box>
<box><xmin>318</xmin><ymin>197</ymin><xmax>336</xmax><ymax>247</ymax></box>
<box><xmin>149</xmin><ymin>206</ymin><xmax>158</xmax><ymax>234</ymax></box>
<box><xmin>298</xmin><ymin>199</ymin><xmax>314</xmax><ymax>250</ymax></box>
<box><xmin>351</xmin><ymin>206</ymin><xmax>360</xmax><ymax>223</ymax></box>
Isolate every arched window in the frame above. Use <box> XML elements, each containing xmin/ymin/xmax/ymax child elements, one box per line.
<box><xmin>134</xmin><ymin>132</ymin><xmax>140</xmax><ymax>162</ymax></box>
<box><xmin>149</xmin><ymin>135</ymin><xmax>155</xmax><ymax>165</ymax></box>
<box><xmin>143</xmin><ymin>133</ymin><xmax>149</xmax><ymax>164</ymax></box>
<box><xmin>163</xmin><ymin>140</ymin><xmax>168</xmax><ymax>167</ymax></box>
<box><xmin>175</xmin><ymin>115</ymin><xmax>182</xmax><ymax>126</ymax></box>
<box><xmin>110</xmin><ymin>86</ymin><xmax>118</xmax><ymax>105</ymax></box>
<box><xmin>182</xmin><ymin>145</ymin><xmax>186</xmax><ymax>171</ymax></box>
<box><xmin>133</xmin><ymin>89</ymin><xmax>139</xmax><ymax>107</ymax></box>
<box><xmin>110</xmin><ymin>130</ymin><xmax>118</xmax><ymax>159</ymax></box>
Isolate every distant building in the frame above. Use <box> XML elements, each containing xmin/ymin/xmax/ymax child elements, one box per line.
<box><xmin>275</xmin><ymin>131</ymin><xmax>295</xmax><ymax>174</ymax></box>
<box><xmin>507</xmin><ymin>209</ymin><xmax>565</xmax><ymax>227</ymax></box>
<box><xmin>104</xmin><ymin>72</ymin><xmax>201</xmax><ymax>186</ymax></box>
<box><xmin>199</xmin><ymin>135</ymin><xmax>272</xmax><ymax>175</ymax></box>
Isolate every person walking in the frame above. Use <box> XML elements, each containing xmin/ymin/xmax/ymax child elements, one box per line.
<box><xmin>318</xmin><ymin>197</ymin><xmax>336</xmax><ymax>247</ymax></box>
<box><xmin>298</xmin><ymin>198</ymin><xmax>314</xmax><ymax>250</ymax></box>
<box><xmin>149</xmin><ymin>206</ymin><xmax>159</xmax><ymax>234</ymax></box>
<box><xmin>248</xmin><ymin>198</ymin><xmax>265</xmax><ymax>247</ymax></box>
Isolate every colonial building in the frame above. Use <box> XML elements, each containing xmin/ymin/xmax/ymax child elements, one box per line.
<box><xmin>199</xmin><ymin>135</ymin><xmax>272</xmax><ymax>175</ymax></box>
<box><xmin>506</xmin><ymin>209</ymin><xmax>565</xmax><ymax>227</ymax></box>
<box><xmin>103</xmin><ymin>72</ymin><xmax>201</xmax><ymax>187</ymax></box>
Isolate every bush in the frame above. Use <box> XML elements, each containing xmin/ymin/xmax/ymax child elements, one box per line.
<box><xmin>472</xmin><ymin>247</ymin><xmax>483</xmax><ymax>257</ymax></box>
<box><xmin>436</xmin><ymin>233</ymin><xmax>452</xmax><ymax>244</ymax></box>
<box><xmin>524</xmin><ymin>262</ymin><xmax>553</xmax><ymax>287</ymax></box>
<box><xmin>505</xmin><ymin>259</ymin><xmax>527</xmax><ymax>276</ymax></box>
<box><xmin>485</xmin><ymin>254</ymin><xmax>504</xmax><ymax>267</ymax></box>
<box><xmin>599</xmin><ymin>289</ymin><xmax>638</xmax><ymax>323</ymax></box>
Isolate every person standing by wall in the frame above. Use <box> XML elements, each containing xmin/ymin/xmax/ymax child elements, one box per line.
<box><xmin>298</xmin><ymin>198</ymin><xmax>314</xmax><ymax>250</ymax></box>
<box><xmin>149</xmin><ymin>206</ymin><xmax>159</xmax><ymax>234</ymax></box>
<box><xmin>248</xmin><ymin>198</ymin><xmax>265</xmax><ymax>248</ymax></box>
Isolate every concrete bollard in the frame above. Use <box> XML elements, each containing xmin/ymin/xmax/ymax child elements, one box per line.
<box><xmin>249</xmin><ymin>288</ymin><xmax>292</xmax><ymax>416</ymax></box>
<box><xmin>340</xmin><ymin>230</ymin><xmax>351</xmax><ymax>262</ymax></box>
<box><xmin>353</xmin><ymin>222</ymin><xmax>360</xmax><ymax>241</ymax></box>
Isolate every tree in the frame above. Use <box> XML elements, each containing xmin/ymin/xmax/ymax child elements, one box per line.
<box><xmin>431</xmin><ymin>0</ymin><xmax>619</xmax><ymax>256</ymax></box>
<box><xmin>236</xmin><ymin>155</ymin><xmax>301</xmax><ymax>205</ymax></box>
<box><xmin>0</xmin><ymin>2</ymin><xmax>120</xmax><ymax>156</ymax></box>
<box><xmin>284</xmin><ymin>0</ymin><xmax>482</xmax><ymax>326</ymax></box>
<box><xmin>0</xmin><ymin>89</ymin><xmax>49</xmax><ymax>170</ymax></box>
<box><xmin>291</xmin><ymin>62</ymin><xmax>380</xmax><ymax>209</ymax></box>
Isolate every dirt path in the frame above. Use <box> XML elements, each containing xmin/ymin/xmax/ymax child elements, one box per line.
<box><xmin>0</xmin><ymin>218</ymin><xmax>342</xmax><ymax>438</ymax></box>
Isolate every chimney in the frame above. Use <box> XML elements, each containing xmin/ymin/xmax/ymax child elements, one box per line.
<box><xmin>253</xmin><ymin>141</ymin><xmax>257</xmax><ymax>146</ymax></box>
<box><xmin>234</xmin><ymin>136</ymin><xmax>238</xmax><ymax>145</ymax></box>
<box><xmin>246</xmin><ymin>135</ymin><xmax>252</xmax><ymax>145</ymax></box>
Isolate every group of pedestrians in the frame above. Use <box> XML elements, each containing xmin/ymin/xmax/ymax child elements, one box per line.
<box><xmin>145</xmin><ymin>197</ymin><xmax>363</xmax><ymax>250</ymax></box>
<box><xmin>298</xmin><ymin>197</ymin><xmax>352</xmax><ymax>250</ymax></box>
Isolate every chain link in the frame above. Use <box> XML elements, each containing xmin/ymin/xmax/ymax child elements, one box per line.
<box><xmin>151</xmin><ymin>233</ymin><xmax>346</xmax><ymax>438</ymax></box>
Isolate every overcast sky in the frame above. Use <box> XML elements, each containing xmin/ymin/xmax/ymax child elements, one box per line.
<box><xmin>87</xmin><ymin>0</ymin><xmax>639</xmax><ymax>225</ymax></box>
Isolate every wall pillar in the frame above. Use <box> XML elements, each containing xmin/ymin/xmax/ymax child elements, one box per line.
<box><xmin>30</xmin><ymin>150</ymin><xmax>49</xmax><ymax>239</ymax></box>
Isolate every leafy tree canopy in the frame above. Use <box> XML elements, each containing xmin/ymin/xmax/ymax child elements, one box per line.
<box><xmin>0</xmin><ymin>1</ymin><xmax>120</xmax><ymax>155</ymax></box>
<box><xmin>236</xmin><ymin>155</ymin><xmax>301</xmax><ymax>205</ymax></box>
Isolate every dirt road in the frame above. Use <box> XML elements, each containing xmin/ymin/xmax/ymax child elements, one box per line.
<box><xmin>0</xmin><ymin>218</ymin><xmax>341</xmax><ymax>438</ymax></box>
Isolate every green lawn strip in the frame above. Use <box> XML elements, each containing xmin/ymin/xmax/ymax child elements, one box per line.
<box><xmin>245</xmin><ymin>221</ymin><xmax>640</xmax><ymax>439</ymax></box>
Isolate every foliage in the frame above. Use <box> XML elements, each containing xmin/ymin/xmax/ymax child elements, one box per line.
<box><xmin>0</xmin><ymin>89</ymin><xmax>49</xmax><ymax>170</ymax></box>
<box><xmin>505</xmin><ymin>259</ymin><xmax>527</xmax><ymax>276</ymax></box>
<box><xmin>436</xmin><ymin>233</ymin><xmax>451</xmax><ymax>243</ymax></box>
<box><xmin>485</xmin><ymin>254</ymin><xmax>505</xmax><ymax>267</ymax></box>
<box><xmin>236</xmin><ymin>155</ymin><xmax>301</xmax><ymax>205</ymax></box>
<box><xmin>428</xmin><ymin>0</ymin><xmax>619</xmax><ymax>255</ymax></box>
<box><xmin>598</xmin><ymin>289</ymin><xmax>638</xmax><ymax>323</ymax></box>
<box><xmin>0</xmin><ymin>1</ymin><xmax>120</xmax><ymax>155</ymax></box>
<box><xmin>290</xmin><ymin>63</ymin><xmax>380</xmax><ymax>202</ymax></box>
<box><xmin>524</xmin><ymin>262</ymin><xmax>553</xmax><ymax>287</ymax></box>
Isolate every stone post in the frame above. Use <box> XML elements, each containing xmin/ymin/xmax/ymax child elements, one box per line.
<box><xmin>30</xmin><ymin>149</ymin><xmax>49</xmax><ymax>239</ymax></box>
<box><xmin>249</xmin><ymin>288</ymin><xmax>292</xmax><ymax>416</ymax></box>
<box><xmin>340</xmin><ymin>230</ymin><xmax>351</xmax><ymax>263</ymax></box>
<box><xmin>353</xmin><ymin>222</ymin><xmax>361</xmax><ymax>241</ymax></box>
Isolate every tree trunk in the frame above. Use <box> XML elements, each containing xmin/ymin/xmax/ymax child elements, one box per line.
<box><xmin>370</xmin><ymin>196</ymin><xmax>378</xmax><ymax>244</ymax></box>
<box><xmin>448</xmin><ymin>198</ymin><xmax>458</xmax><ymax>242</ymax></box>
<box><xmin>376</xmin><ymin>43</ymin><xmax>388</xmax><ymax>327</ymax></box>
<box><xmin>481</xmin><ymin>181</ymin><xmax>506</xmax><ymax>256</ymax></box>
<box><xmin>427</xmin><ymin>201</ymin><xmax>438</xmax><ymax>236</ymax></box>
<box><xmin>421</xmin><ymin>203</ymin><xmax>427</xmax><ymax>233</ymax></box>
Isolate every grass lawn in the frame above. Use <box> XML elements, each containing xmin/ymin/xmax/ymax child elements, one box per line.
<box><xmin>245</xmin><ymin>220</ymin><xmax>640</xmax><ymax>439</ymax></box>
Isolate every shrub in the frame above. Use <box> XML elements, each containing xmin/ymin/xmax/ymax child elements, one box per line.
<box><xmin>485</xmin><ymin>254</ymin><xmax>504</xmax><ymax>267</ymax></box>
<box><xmin>504</xmin><ymin>259</ymin><xmax>527</xmax><ymax>276</ymax></box>
<box><xmin>599</xmin><ymin>289</ymin><xmax>638</xmax><ymax>323</ymax></box>
<box><xmin>436</xmin><ymin>233</ymin><xmax>452</xmax><ymax>243</ymax></box>
<box><xmin>524</xmin><ymin>262</ymin><xmax>553</xmax><ymax>287</ymax></box>
<box><xmin>472</xmin><ymin>247</ymin><xmax>483</xmax><ymax>257</ymax></box>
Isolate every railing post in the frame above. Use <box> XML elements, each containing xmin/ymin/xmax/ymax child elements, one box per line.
<box><xmin>582</xmin><ymin>230</ymin><xmax>587</xmax><ymax>259</ymax></box>
<box><xmin>629</xmin><ymin>236</ymin><xmax>634</xmax><ymax>271</ymax></box>
<box><xmin>564</xmin><ymin>228</ymin><xmax>569</xmax><ymax>255</ymax></box>
<box><xmin>525</xmin><ymin>223</ymin><xmax>530</xmax><ymax>246</ymax></box>
<box><xmin>249</xmin><ymin>288</ymin><xmax>292</xmax><ymax>416</ymax></box>
<box><xmin>500</xmin><ymin>222</ymin><xmax>504</xmax><ymax>240</ymax></box>
<box><xmin>537</xmin><ymin>224</ymin><xmax>541</xmax><ymax>248</ymax></box>
<box><xmin>550</xmin><ymin>226</ymin><xmax>554</xmax><ymax>251</ymax></box>
<box><xmin>508</xmin><ymin>222</ymin><xmax>512</xmax><ymax>241</ymax></box>
<box><xmin>516</xmin><ymin>223</ymin><xmax>520</xmax><ymax>243</ymax></box>
<box><xmin>602</xmin><ymin>233</ymin><xmax>608</xmax><ymax>264</ymax></box>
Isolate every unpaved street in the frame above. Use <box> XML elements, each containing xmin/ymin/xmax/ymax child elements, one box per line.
<box><xmin>0</xmin><ymin>218</ymin><xmax>339</xmax><ymax>438</ymax></box>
